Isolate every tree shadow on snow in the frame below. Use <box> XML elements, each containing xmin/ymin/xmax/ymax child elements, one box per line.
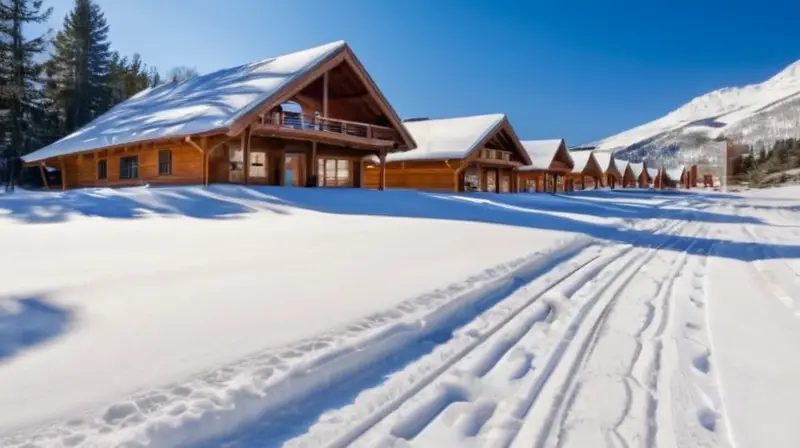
<box><xmin>251</xmin><ymin>187</ymin><xmax>800</xmax><ymax>263</ymax></box>
<box><xmin>0</xmin><ymin>296</ymin><xmax>73</xmax><ymax>361</ymax></box>
<box><xmin>1</xmin><ymin>185</ymin><xmax>798</xmax><ymax>262</ymax></box>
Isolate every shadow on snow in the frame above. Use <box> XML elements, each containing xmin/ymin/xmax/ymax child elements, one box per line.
<box><xmin>0</xmin><ymin>185</ymin><xmax>798</xmax><ymax>263</ymax></box>
<box><xmin>0</xmin><ymin>296</ymin><xmax>72</xmax><ymax>361</ymax></box>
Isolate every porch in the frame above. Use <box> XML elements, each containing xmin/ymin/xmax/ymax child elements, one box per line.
<box><xmin>207</xmin><ymin>135</ymin><xmax>384</xmax><ymax>188</ymax></box>
<box><xmin>459</xmin><ymin>161</ymin><xmax>519</xmax><ymax>193</ymax></box>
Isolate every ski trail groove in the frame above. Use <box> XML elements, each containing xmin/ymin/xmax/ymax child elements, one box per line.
<box><xmin>509</xmin><ymin>218</ymin><xmax>691</xmax><ymax>448</ymax></box>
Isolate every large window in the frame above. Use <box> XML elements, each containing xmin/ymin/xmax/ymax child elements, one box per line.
<box><xmin>120</xmin><ymin>156</ymin><xmax>139</xmax><ymax>180</ymax></box>
<box><xmin>317</xmin><ymin>158</ymin><xmax>351</xmax><ymax>187</ymax></box>
<box><xmin>97</xmin><ymin>159</ymin><xmax>107</xmax><ymax>180</ymax></box>
<box><xmin>158</xmin><ymin>150</ymin><xmax>172</xmax><ymax>175</ymax></box>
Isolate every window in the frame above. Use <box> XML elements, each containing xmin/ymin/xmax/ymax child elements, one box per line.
<box><xmin>487</xmin><ymin>149</ymin><xmax>496</xmax><ymax>160</ymax></box>
<box><xmin>120</xmin><ymin>156</ymin><xmax>139</xmax><ymax>180</ymax></box>
<box><xmin>317</xmin><ymin>157</ymin><xmax>351</xmax><ymax>187</ymax></box>
<box><xmin>158</xmin><ymin>150</ymin><xmax>172</xmax><ymax>175</ymax></box>
<box><xmin>97</xmin><ymin>159</ymin><xmax>107</xmax><ymax>180</ymax></box>
<box><xmin>502</xmin><ymin>152</ymin><xmax>511</xmax><ymax>161</ymax></box>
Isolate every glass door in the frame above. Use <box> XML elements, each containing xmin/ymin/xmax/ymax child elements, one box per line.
<box><xmin>284</xmin><ymin>154</ymin><xmax>305</xmax><ymax>187</ymax></box>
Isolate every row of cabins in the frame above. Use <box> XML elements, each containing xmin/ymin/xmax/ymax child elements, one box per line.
<box><xmin>21</xmin><ymin>40</ymin><xmax>698</xmax><ymax>193</ymax></box>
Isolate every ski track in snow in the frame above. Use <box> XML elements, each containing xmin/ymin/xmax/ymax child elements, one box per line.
<box><xmin>7</xmin><ymin>192</ymin><xmax>799</xmax><ymax>448</ymax></box>
<box><xmin>2</xmin><ymin>236</ymin><xmax>598</xmax><ymax>448</ymax></box>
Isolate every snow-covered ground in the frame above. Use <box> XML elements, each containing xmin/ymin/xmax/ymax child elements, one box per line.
<box><xmin>1</xmin><ymin>186</ymin><xmax>799</xmax><ymax>448</ymax></box>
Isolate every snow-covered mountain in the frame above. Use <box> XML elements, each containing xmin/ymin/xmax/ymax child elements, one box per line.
<box><xmin>593</xmin><ymin>59</ymin><xmax>800</xmax><ymax>165</ymax></box>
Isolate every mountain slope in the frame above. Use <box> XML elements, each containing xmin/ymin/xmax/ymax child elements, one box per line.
<box><xmin>593</xmin><ymin>59</ymin><xmax>800</xmax><ymax>164</ymax></box>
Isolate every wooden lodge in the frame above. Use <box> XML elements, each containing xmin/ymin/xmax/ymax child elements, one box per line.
<box><xmin>627</xmin><ymin>162</ymin><xmax>651</xmax><ymax>188</ymax></box>
<box><xmin>21</xmin><ymin>41</ymin><xmax>416</xmax><ymax>190</ymax></box>
<box><xmin>363</xmin><ymin>114</ymin><xmax>531</xmax><ymax>192</ymax></box>
<box><xmin>566</xmin><ymin>150</ymin><xmax>604</xmax><ymax>190</ymax></box>
<box><xmin>617</xmin><ymin>161</ymin><xmax>637</xmax><ymax>188</ymax></box>
<box><xmin>664</xmin><ymin>165</ymin><xmax>687</xmax><ymax>189</ymax></box>
<box><xmin>592</xmin><ymin>152</ymin><xmax>622</xmax><ymax>188</ymax></box>
<box><xmin>648</xmin><ymin>167</ymin><xmax>660</xmax><ymax>188</ymax></box>
<box><xmin>517</xmin><ymin>139</ymin><xmax>574</xmax><ymax>192</ymax></box>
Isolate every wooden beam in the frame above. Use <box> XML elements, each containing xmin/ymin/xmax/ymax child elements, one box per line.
<box><xmin>59</xmin><ymin>157</ymin><xmax>67</xmax><ymax>191</ymax></box>
<box><xmin>185</xmin><ymin>136</ymin><xmax>204</xmax><ymax>154</ymax></box>
<box><xmin>323</xmin><ymin>71</ymin><xmax>329</xmax><ymax>117</ymax></box>
<box><xmin>202</xmin><ymin>136</ymin><xmax>209</xmax><ymax>186</ymax></box>
<box><xmin>378</xmin><ymin>150</ymin><xmax>387</xmax><ymax>191</ymax></box>
<box><xmin>39</xmin><ymin>163</ymin><xmax>49</xmax><ymax>190</ymax></box>
<box><xmin>243</xmin><ymin>126</ymin><xmax>252</xmax><ymax>185</ymax></box>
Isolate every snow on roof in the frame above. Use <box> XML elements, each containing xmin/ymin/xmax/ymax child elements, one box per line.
<box><xmin>628</xmin><ymin>162</ymin><xmax>645</xmax><ymax>178</ymax></box>
<box><xmin>23</xmin><ymin>41</ymin><xmax>347</xmax><ymax>163</ymax></box>
<box><xmin>592</xmin><ymin>152</ymin><xmax>619</xmax><ymax>175</ymax></box>
<box><xmin>386</xmin><ymin>114</ymin><xmax>505</xmax><ymax>162</ymax></box>
<box><xmin>519</xmin><ymin>139</ymin><xmax>568</xmax><ymax>171</ymax></box>
<box><xmin>569</xmin><ymin>150</ymin><xmax>594</xmax><ymax>174</ymax></box>
<box><xmin>647</xmin><ymin>167</ymin><xmax>659</xmax><ymax>178</ymax></box>
<box><xmin>615</xmin><ymin>159</ymin><xmax>629</xmax><ymax>173</ymax></box>
<box><xmin>665</xmin><ymin>165</ymin><xmax>686</xmax><ymax>181</ymax></box>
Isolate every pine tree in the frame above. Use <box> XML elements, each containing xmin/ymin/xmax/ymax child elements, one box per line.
<box><xmin>48</xmin><ymin>0</ymin><xmax>110</xmax><ymax>133</ymax></box>
<box><xmin>0</xmin><ymin>0</ymin><xmax>51</xmax><ymax>158</ymax></box>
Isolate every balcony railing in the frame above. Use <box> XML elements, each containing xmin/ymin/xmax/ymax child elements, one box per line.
<box><xmin>261</xmin><ymin>111</ymin><xmax>399</xmax><ymax>142</ymax></box>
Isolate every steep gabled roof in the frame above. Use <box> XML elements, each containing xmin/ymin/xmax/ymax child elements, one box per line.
<box><xmin>569</xmin><ymin>150</ymin><xmax>599</xmax><ymax>174</ymax></box>
<box><xmin>628</xmin><ymin>162</ymin><xmax>646</xmax><ymax>179</ymax></box>
<box><xmin>24</xmin><ymin>41</ymin><xmax>415</xmax><ymax>163</ymax></box>
<box><xmin>592</xmin><ymin>152</ymin><xmax>621</xmax><ymax>177</ymax></box>
<box><xmin>386</xmin><ymin>114</ymin><xmax>530</xmax><ymax>164</ymax></box>
<box><xmin>519</xmin><ymin>139</ymin><xmax>574</xmax><ymax>171</ymax></box>
<box><xmin>665</xmin><ymin>165</ymin><xmax>686</xmax><ymax>181</ymax></box>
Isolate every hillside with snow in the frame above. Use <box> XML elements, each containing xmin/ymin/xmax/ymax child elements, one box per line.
<box><xmin>593</xmin><ymin>60</ymin><xmax>800</xmax><ymax>165</ymax></box>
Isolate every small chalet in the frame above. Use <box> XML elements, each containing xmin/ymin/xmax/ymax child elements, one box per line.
<box><xmin>517</xmin><ymin>139</ymin><xmax>574</xmax><ymax>192</ymax></box>
<box><xmin>627</xmin><ymin>162</ymin><xmax>651</xmax><ymax>188</ymax></box>
<box><xmin>592</xmin><ymin>152</ymin><xmax>622</xmax><ymax>188</ymax></box>
<box><xmin>647</xmin><ymin>167</ymin><xmax>660</xmax><ymax>188</ymax></box>
<box><xmin>566</xmin><ymin>150</ymin><xmax>604</xmax><ymax>190</ymax></box>
<box><xmin>363</xmin><ymin>114</ymin><xmax>531</xmax><ymax>192</ymax></box>
<box><xmin>664</xmin><ymin>165</ymin><xmax>687</xmax><ymax>189</ymax></box>
<box><xmin>616</xmin><ymin>160</ymin><xmax>636</xmax><ymax>188</ymax></box>
<box><xmin>22</xmin><ymin>41</ymin><xmax>416</xmax><ymax>190</ymax></box>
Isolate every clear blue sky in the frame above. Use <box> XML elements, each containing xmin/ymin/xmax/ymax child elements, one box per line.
<box><xmin>40</xmin><ymin>0</ymin><xmax>800</xmax><ymax>145</ymax></box>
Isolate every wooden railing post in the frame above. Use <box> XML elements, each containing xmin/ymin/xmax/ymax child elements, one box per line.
<box><xmin>378</xmin><ymin>150</ymin><xmax>387</xmax><ymax>191</ymax></box>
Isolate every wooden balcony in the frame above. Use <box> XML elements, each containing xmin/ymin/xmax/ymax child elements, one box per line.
<box><xmin>253</xmin><ymin>111</ymin><xmax>400</xmax><ymax>149</ymax></box>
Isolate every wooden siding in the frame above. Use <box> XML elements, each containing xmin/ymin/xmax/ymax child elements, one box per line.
<box><xmin>364</xmin><ymin>160</ymin><xmax>461</xmax><ymax>191</ymax></box>
<box><xmin>60</xmin><ymin>143</ymin><xmax>203</xmax><ymax>188</ymax></box>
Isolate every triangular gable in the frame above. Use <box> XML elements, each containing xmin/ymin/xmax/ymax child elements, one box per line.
<box><xmin>230</xmin><ymin>43</ymin><xmax>416</xmax><ymax>151</ymax></box>
<box><xmin>23</xmin><ymin>41</ymin><xmax>415</xmax><ymax>163</ymax></box>
<box><xmin>569</xmin><ymin>150</ymin><xmax>603</xmax><ymax>178</ymax></box>
<box><xmin>386</xmin><ymin>114</ymin><xmax>530</xmax><ymax>164</ymax></box>
<box><xmin>519</xmin><ymin>139</ymin><xmax>574</xmax><ymax>172</ymax></box>
<box><xmin>665</xmin><ymin>165</ymin><xmax>686</xmax><ymax>181</ymax></box>
<box><xmin>593</xmin><ymin>152</ymin><xmax>621</xmax><ymax>178</ymax></box>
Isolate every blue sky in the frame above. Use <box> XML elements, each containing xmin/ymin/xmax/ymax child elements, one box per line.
<box><xmin>40</xmin><ymin>0</ymin><xmax>800</xmax><ymax>145</ymax></box>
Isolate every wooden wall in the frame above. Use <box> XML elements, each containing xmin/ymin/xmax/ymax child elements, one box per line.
<box><xmin>364</xmin><ymin>160</ymin><xmax>461</xmax><ymax>191</ymax></box>
<box><xmin>60</xmin><ymin>142</ymin><xmax>203</xmax><ymax>188</ymax></box>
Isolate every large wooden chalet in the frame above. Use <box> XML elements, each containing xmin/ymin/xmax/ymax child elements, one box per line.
<box><xmin>21</xmin><ymin>41</ymin><xmax>416</xmax><ymax>190</ymax></box>
<box><xmin>363</xmin><ymin>114</ymin><xmax>531</xmax><ymax>192</ymax></box>
<box><xmin>517</xmin><ymin>139</ymin><xmax>574</xmax><ymax>192</ymax></box>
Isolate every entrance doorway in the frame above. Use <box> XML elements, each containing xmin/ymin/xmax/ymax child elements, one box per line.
<box><xmin>284</xmin><ymin>154</ymin><xmax>306</xmax><ymax>187</ymax></box>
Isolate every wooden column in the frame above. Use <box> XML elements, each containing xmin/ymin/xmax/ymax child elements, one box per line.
<box><xmin>243</xmin><ymin>126</ymin><xmax>252</xmax><ymax>185</ymax></box>
<box><xmin>378</xmin><ymin>150</ymin><xmax>387</xmax><ymax>191</ymax></box>
<box><xmin>581</xmin><ymin>176</ymin><xmax>586</xmax><ymax>190</ymax></box>
<box><xmin>323</xmin><ymin>71</ymin><xmax>329</xmax><ymax>118</ymax></box>
<box><xmin>39</xmin><ymin>163</ymin><xmax>49</xmax><ymax>190</ymax></box>
<box><xmin>310</xmin><ymin>141</ymin><xmax>317</xmax><ymax>186</ymax></box>
<box><xmin>59</xmin><ymin>157</ymin><xmax>67</xmax><ymax>190</ymax></box>
<box><xmin>202</xmin><ymin>137</ymin><xmax>210</xmax><ymax>186</ymax></box>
